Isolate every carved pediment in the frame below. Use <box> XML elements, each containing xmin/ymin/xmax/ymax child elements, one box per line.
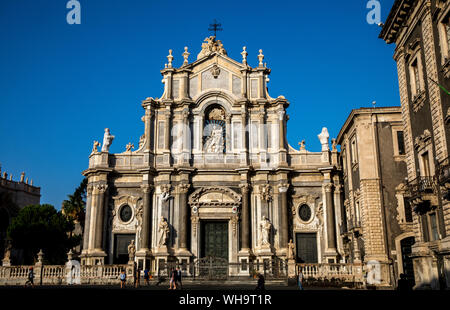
<box><xmin>414</xmin><ymin>129</ymin><xmax>432</xmax><ymax>151</ymax></box>
<box><xmin>189</xmin><ymin>186</ymin><xmax>241</xmax><ymax>206</ymax></box>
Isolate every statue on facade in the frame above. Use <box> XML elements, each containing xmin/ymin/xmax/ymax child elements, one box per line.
<box><xmin>127</xmin><ymin>240</ymin><xmax>136</xmax><ymax>262</ymax></box>
<box><xmin>158</xmin><ymin>217</ymin><xmax>170</xmax><ymax>248</ymax></box>
<box><xmin>298</xmin><ymin>140</ymin><xmax>306</xmax><ymax>151</ymax></box>
<box><xmin>92</xmin><ymin>141</ymin><xmax>101</xmax><ymax>154</ymax></box>
<box><xmin>318</xmin><ymin>127</ymin><xmax>330</xmax><ymax>151</ymax></box>
<box><xmin>2</xmin><ymin>240</ymin><xmax>12</xmax><ymax>266</ymax></box>
<box><xmin>287</xmin><ymin>239</ymin><xmax>295</xmax><ymax>260</ymax></box>
<box><xmin>160</xmin><ymin>185</ymin><xmax>171</xmax><ymax>203</ymax></box>
<box><xmin>205</xmin><ymin>127</ymin><xmax>224</xmax><ymax>153</ymax></box>
<box><xmin>260</xmin><ymin>184</ymin><xmax>272</xmax><ymax>202</ymax></box>
<box><xmin>125</xmin><ymin>142</ymin><xmax>134</xmax><ymax>152</ymax></box>
<box><xmin>259</xmin><ymin>216</ymin><xmax>272</xmax><ymax>247</ymax></box>
<box><xmin>101</xmin><ymin>128</ymin><xmax>115</xmax><ymax>152</ymax></box>
<box><xmin>331</xmin><ymin>138</ymin><xmax>337</xmax><ymax>151</ymax></box>
<box><xmin>138</xmin><ymin>134</ymin><xmax>145</xmax><ymax>148</ymax></box>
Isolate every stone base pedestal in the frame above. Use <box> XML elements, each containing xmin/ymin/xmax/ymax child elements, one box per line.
<box><xmin>176</xmin><ymin>249</ymin><xmax>192</xmax><ymax>276</ymax></box>
<box><xmin>287</xmin><ymin>259</ymin><xmax>296</xmax><ymax>278</ymax></box>
<box><xmin>136</xmin><ymin>249</ymin><xmax>153</xmax><ymax>272</ymax></box>
<box><xmin>80</xmin><ymin>250</ymin><xmax>107</xmax><ymax>265</ymax></box>
<box><xmin>237</xmin><ymin>249</ymin><xmax>254</xmax><ymax>276</ymax></box>
<box><xmin>154</xmin><ymin>247</ymin><xmax>171</xmax><ymax>277</ymax></box>
<box><xmin>2</xmin><ymin>259</ymin><xmax>11</xmax><ymax>267</ymax></box>
<box><xmin>255</xmin><ymin>246</ymin><xmax>273</xmax><ymax>275</ymax></box>
<box><xmin>323</xmin><ymin>248</ymin><xmax>338</xmax><ymax>264</ymax></box>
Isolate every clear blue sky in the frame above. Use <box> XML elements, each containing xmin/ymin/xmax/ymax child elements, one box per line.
<box><xmin>0</xmin><ymin>0</ymin><xmax>397</xmax><ymax>208</ymax></box>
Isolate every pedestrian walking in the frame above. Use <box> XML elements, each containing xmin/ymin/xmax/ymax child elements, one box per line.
<box><xmin>297</xmin><ymin>268</ymin><xmax>304</xmax><ymax>290</ymax></box>
<box><xmin>169</xmin><ymin>268</ymin><xmax>177</xmax><ymax>290</ymax></box>
<box><xmin>143</xmin><ymin>267</ymin><xmax>150</xmax><ymax>286</ymax></box>
<box><xmin>175</xmin><ymin>266</ymin><xmax>183</xmax><ymax>289</ymax></box>
<box><xmin>255</xmin><ymin>274</ymin><xmax>265</xmax><ymax>291</ymax></box>
<box><xmin>134</xmin><ymin>267</ymin><xmax>141</xmax><ymax>288</ymax></box>
<box><xmin>24</xmin><ymin>267</ymin><xmax>34</xmax><ymax>287</ymax></box>
<box><xmin>120</xmin><ymin>269</ymin><xmax>127</xmax><ymax>288</ymax></box>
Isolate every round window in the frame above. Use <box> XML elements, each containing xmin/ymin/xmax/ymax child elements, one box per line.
<box><xmin>298</xmin><ymin>204</ymin><xmax>312</xmax><ymax>222</ymax></box>
<box><xmin>119</xmin><ymin>205</ymin><xmax>133</xmax><ymax>222</ymax></box>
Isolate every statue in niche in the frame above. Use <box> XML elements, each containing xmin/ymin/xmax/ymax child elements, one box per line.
<box><xmin>158</xmin><ymin>217</ymin><xmax>170</xmax><ymax>247</ymax></box>
<box><xmin>127</xmin><ymin>240</ymin><xmax>136</xmax><ymax>262</ymax></box>
<box><xmin>259</xmin><ymin>216</ymin><xmax>272</xmax><ymax>247</ymax></box>
<box><xmin>101</xmin><ymin>128</ymin><xmax>115</xmax><ymax>152</ymax></box>
<box><xmin>204</xmin><ymin>126</ymin><xmax>224</xmax><ymax>153</ymax></box>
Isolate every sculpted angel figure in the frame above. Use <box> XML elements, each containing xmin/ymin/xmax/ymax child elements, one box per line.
<box><xmin>158</xmin><ymin>217</ymin><xmax>170</xmax><ymax>247</ymax></box>
<box><xmin>92</xmin><ymin>141</ymin><xmax>101</xmax><ymax>154</ymax></box>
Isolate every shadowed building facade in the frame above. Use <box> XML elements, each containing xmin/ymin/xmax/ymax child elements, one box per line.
<box><xmin>80</xmin><ymin>37</ymin><xmax>343</xmax><ymax>275</ymax></box>
<box><xmin>337</xmin><ymin>107</ymin><xmax>412</xmax><ymax>288</ymax></box>
<box><xmin>380</xmin><ymin>0</ymin><xmax>450</xmax><ymax>289</ymax></box>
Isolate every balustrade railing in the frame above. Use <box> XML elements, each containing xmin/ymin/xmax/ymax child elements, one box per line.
<box><xmin>297</xmin><ymin>263</ymin><xmax>364</xmax><ymax>283</ymax></box>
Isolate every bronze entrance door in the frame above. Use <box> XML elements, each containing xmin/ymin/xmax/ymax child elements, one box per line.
<box><xmin>198</xmin><ymin>221</ymin><xmax>229</xmax><ymax>279</ymax></box>
<box><xmin>201</xmin><ymin>221</ymin><xmax>228</xmax><ymax>259</ymax></box>
<box><xmin>295</xmin><ymin>232</ymin><xmax>318</xmax><ymax>263</ymax></box>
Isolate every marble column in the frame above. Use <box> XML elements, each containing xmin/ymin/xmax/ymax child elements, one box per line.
<box><xmin>178</xmin><ymin>184</ymin><xmax>190</xmax><ymax>251</ymax></box>
<box><xmin>278</xmin><ymin>111</ymin><xmax>285</xmax><ymax>151</ymax></box>
<box><xmin>324</xmin><ymin>183</ymin><xmax>337</xmax><ymax>251</ymax></box>
<box><xmin>279</xmin><ymin>184</ymin><xmax>289</xmax><ymax>250</ymax></box>
<box><xmin>241</xmin><ymin>109</ymin><xmax>248</xmax><ymax>165</ymax></box>
<box><xmin>82</xmin><ymin>184</ymin><xmax>93</xmax><ymax>253</ymax></box>
<box><xmin>258</xmin><ymin>110</ymin><xmax>265</xmax><ymax>152</ymax></box>
<box><xmin>140</xmin><ymin>184</ymin><xmax>154</xmax><ymax>251</ymax></box>
<box><xmin>239</xmin><ymin>184</ymin><xmax>251</xmax><ymax>250</ymax></box>
<box><xmin>225</xmin><ymin>114</ymin><xmax>231</xmax><ymax>153</ymax></box>
<box><xmin>164</xmin><ymin>109</ymin><xmax>171</xmax><ymax>152</ymax></box>
<box><xmin>94</xmin><ymin>183</ymin><xmax>108</xmax><ymax>250</ymax></box>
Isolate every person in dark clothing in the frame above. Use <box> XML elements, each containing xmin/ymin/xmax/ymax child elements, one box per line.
<box><xmin>175</xmin><ymin>266</ymin><xmax>183</xmax><ymax>289</ymax></box>
<box><xmin>169</xmin><ymin>268</ymin><xmax>177</xmax><ymax>290</ymax></box>
<box><xmin>256</xmin><ymin>274</ymin><xmax>265</xmax><ymax>291</ymax></box>
<box><xmin>397</xmin><ymin>273</ymin><xmax>411</xmax><ymax>291</ymax></box>
<box><xmin>24</xmin><ymin>267</ymin><xmax>34</xmax><ymax>287</ymax></box>
<box><xmin>143</xmin><ymin>268</ymin><xmax>150</xmax><ymax>286</ymax></box>
<box><xmin>134</xmin><ymin>268</ymin><xmax>141</xmax><ymax>288</ymax></box>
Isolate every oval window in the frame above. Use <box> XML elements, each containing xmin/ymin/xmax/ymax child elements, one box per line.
<box><xmin>119</xmin><ymin>205</ymin><xmax>133</xmax><ymax>222</ymax></box>
<box><xmin>298</xmin><ymin>204</ymin><xmax>312</xmax><ymax>222</ymax></box>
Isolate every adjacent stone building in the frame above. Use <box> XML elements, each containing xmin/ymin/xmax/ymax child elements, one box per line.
<box><xmin>380</xmin><ymin>0</ymin><xmax>450</xmax><ymax>289</ymax></box>
<box><xmin>337</xmin><ymin>107</ymin><xmax>412</xmax><ymax>288</ymax></box>
<box><xmin>0</xmin><ymin>166</ymin><xmax>40</xmax><ymax>264</ymax></box>
<box><xmin>80</xmin><ymin>37</ymin><xmax>344</xmax><ymax>275</ymax></box>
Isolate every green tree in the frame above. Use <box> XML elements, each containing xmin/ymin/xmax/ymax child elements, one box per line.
<box><xmin>62</xmin><ymin>178</ymin><xmax>87</xmax><ymax>231</ymax></box>
<box><xmin>7</xmin><ymin>204</ymin><xmax>79</xmax><ymax>265</ymax></box>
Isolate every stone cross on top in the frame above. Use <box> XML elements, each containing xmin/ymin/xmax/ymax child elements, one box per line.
<box><xmin>208</xmin><ymin>19</ymin><xmax>222</xmax><ymax>37</ymax></box>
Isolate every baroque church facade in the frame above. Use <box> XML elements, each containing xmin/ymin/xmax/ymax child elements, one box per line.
<box><xmin>80</xmin><ymin>37</ymin><xmax>343</xmax><ymax>274</ymax></box>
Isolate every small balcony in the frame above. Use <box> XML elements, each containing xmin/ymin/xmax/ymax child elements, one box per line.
<box><xmin>406</xmin><ymin>176</ymin><xmax>436</xmax><ymax>198</ymax></box>
<box><xmin>347</xmin><ymin>218</ymin><xmax>361</xmax><ymax>234</ymax></box>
